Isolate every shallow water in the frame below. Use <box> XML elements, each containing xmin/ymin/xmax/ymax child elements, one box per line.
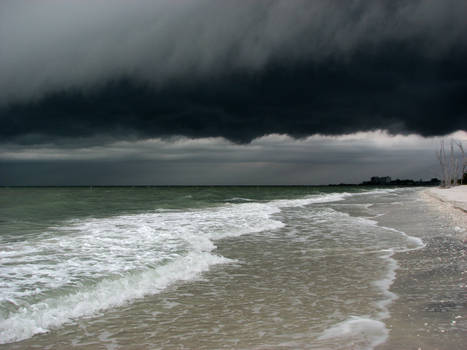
<box><xmin>0</xmin><ymin>187</ymin><xmax>464</xmax><ymax>349</ymax></box>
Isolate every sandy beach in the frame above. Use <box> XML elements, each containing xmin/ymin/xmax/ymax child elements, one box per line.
<box><xmin>426</xmin><ymin>186</ymin><xmax>467</xmax><ymax>212</ymax></box>
<box><xmin>422</xmin><ymin>186</ymin><xmax>467</xmax><ymax>240</ymax></box>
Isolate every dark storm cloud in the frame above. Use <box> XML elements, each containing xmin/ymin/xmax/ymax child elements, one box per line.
<box><xmin>0</xmin><ymin>0</ymin><xmax>466</xmax><ymax>143</ymax></box>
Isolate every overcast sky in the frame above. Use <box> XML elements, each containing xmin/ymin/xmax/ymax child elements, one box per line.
<box><xmin>1</xmin><ymin>0</ymin><xmax>466</xmax><ymax>185</ymax></box>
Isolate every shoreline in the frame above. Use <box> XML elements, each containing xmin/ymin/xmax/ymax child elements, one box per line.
<box><xmin>377</xmin><ymin>187</ymin><xmax>467</xmax><ymax>350</ymax></box>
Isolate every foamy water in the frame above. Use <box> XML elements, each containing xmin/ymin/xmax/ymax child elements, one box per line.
<box><xmin>0</xmin><ymin>187</ymin><xmax>427</xmax><ymax>348</ymax></box>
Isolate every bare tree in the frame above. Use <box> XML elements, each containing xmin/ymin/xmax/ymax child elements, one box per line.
<box><xmin>455</xmin><ymin>140</ymin><xmax>466</xmax><ymax>185</ymax></box>
<box><xmin>437</xmin><ymin>140</ymin><xmax>448</xmax><ymax>187</ymax></box>
<box><xmin>437</xmin><ymin>139</ymin><xmax>465</xmax><ymax>187</ymax></box>
<box><xmin>449</xmin><ymin>141</ymin><xmax>456</xmax><ymax>186</ymax></box>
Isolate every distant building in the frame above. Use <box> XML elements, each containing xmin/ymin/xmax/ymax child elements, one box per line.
<box><xmin>370</xmin><ymin>176</ymin><xmax>391</xmax><ymax>185</ymax></box>
<box><xmin>361</xmin><ymin>176</ymin><xmax>391</xmax><ymax>186</ymax></box>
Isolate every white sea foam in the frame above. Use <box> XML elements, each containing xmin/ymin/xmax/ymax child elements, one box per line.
<box><xmin>372</xmin><ymin>249</ymin><xmax>399</xmax><ymax>321</ymax></box>
<box><xmin>0</xmin><ymin>203</ymin><xmax>282</xmax><ymax>343</ymax></box>
<box><xmin>270</xmin><ymin>192</ymin><xmax>352</xmax><ymax>208</ymax></box>
<box><xmin>318</xmin><ymin>316</ymin><xmax>389</xmax><ymax>350</ymax></box>
<box><xmin>0</xmin><ymin>192</ymin><xmax>351</xmax><ymax>344</ymax></box>
<box><xmin>223</xmin><ymin>197</ymin><xmax>253</xmax><ymax>202</ymax></box>
<box><xmin>0</xmin><ymin>252</ymin><xmax>228</xmax><ymax>344</ymax></box>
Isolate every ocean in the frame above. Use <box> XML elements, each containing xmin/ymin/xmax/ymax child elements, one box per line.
<box><xmin>0</xmin><ymin>187</ymin><xmax>465</xmax><ymax>349</ymax></box>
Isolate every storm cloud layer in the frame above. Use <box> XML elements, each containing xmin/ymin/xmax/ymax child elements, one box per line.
<box><xmin>1</xmin><ymin>0</ymin><xmax>466</xmax><ymax>144</ymax></box>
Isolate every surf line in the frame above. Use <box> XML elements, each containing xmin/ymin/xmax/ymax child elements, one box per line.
<box><xmin>318</xmin><ymin>217</ymin><xmax>425</xmax><ymax>349</ymax></box>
